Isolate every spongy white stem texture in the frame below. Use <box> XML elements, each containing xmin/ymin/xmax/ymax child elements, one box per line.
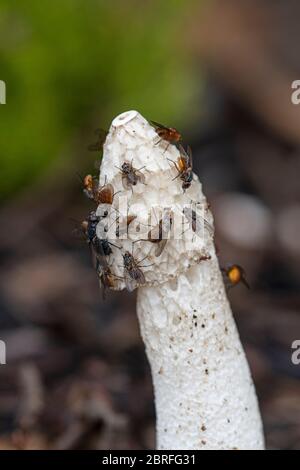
<box><xmin>99</xmin><ymin>110</ymin><xmax>265</xmax><ymax>450</ymax></box>
<box><xmin>137</xmin><ymin>263</ymin><xmax>264</xmax><ymax>450</ymax></box>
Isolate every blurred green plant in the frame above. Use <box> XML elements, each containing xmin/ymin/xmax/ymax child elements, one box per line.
<box><xmin>0</xmin><ymin>0</ymin><xmax>200</xmax><ymax>199</ymax></box>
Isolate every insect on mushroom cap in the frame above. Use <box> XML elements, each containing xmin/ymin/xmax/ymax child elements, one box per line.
<box><xmin>96</xmin><ymin>110</ymin><xmax>215</xmax><ymax>291</ymax></box>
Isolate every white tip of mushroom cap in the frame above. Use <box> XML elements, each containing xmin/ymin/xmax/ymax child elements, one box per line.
<box><xmin>112</xmin><ymin>110</ymin><xmax>139</xmax><ymax>127</ymax></box>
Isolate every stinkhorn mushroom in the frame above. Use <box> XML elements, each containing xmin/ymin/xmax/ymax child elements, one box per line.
<box><xmin>93</xmin><ymin>110</ymin><xmax>265</xmax><ymax>450</ymax></box>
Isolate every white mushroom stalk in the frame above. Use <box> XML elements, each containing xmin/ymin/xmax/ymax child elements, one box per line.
<box><xmin>96</xmin><ymin>110</ymin><xmax>265</xmax><ymax>450</ymax></box>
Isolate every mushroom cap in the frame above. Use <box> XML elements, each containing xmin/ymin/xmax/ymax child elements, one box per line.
<box><xmin>97</xmin><ymin>111</ymin><xmax>214</xmax><ymax>291</ymax></box>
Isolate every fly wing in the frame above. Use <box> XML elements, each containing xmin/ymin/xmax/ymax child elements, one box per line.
<box><xmin>150</xmin><ymin>120</ymin><xmax>168</xmax><ymax>131</ymax></box>
<box><xmin>221</xmin><ymin>268</ymin><xmax>232</xmax><ymax>291</ymax></box>
<box><xmin>161</xmin><ymin>210</ymin><xmax>173</xmax><ymax>234</ymax></box>
<box><xmin>178</xmin><ymin>144</ymin><xmax>188</xmax><ymax>161</ymax></box>
<box><xmin>124</xmin><ymin>270</ymin><xmax>138</xmax><ymax>292</ymax></box>
<box><xmin>98</xmin><ymin>275</ymin><xmax>104</xmax><ymax>298</ymax></box>
<box><xmin>121</xmin><ymin>175</ymin><xmax>132</xmax><ymax>190</ymax></box>
<box><xmin>203</xmin><ymin>219</ymin><xmax>214</xmax><ymax>237</ymax></box>
<box><xmin>127</xmin><ymin>214</ymin><xmax>137</xmax><ymax>227</ymax></box>
<box><xmin>97</xmin><ymin>183</ymin><xmax>114</xmax><ymax>204</ymax></box>
<box><xmin>117</xmin><ymin>215</ymin><xmax>137</xmax><ymax>237</ymax></box>
<box><xmin>187</xmin><ymin>145</ymin><xmax>193</xmax><ymax>169</ymax></box>
<box><xmin>193</xmin><ymin>209</ymin><xmax>213</xmax><ymax>238</ymax></box>
<box><xmin>96</xmin><ymin>266</ymin><xmax>107</xmax><ymax>300</ymax></box>
<box><xmin>154</xmin><ymin>239</ymin><xmax>168</xmax><ymax>257</ymax></box>
<box><xmin>183</xmin><ymin>208</ymin><xmax>213</xmax><ymax>238</ymax></box>
<box><xmin>135</xmin><ymin>169</ymin><xmax>146</xmax><ymax>185</ymax></box>
<box><xmin>241</xmin><ymin>276</ymin><xmax>250</xmax><ymax>289</ymax></box>
<box><xmin>133</xmin><ymin>267</ymin><xmax>146</xmax><ymax>286</ymax></box>
<box><xmin>90</xmin><ymin>243</ymin><xmax>99</xmax><ymax>269</ymax></box>
<box><xmin>92</xmin><ymin>242</ymin><xmax>109</xmax><ymax>270</ymax></box>
<box><xmin>89</xmin><ymin>177</ymin><xmax>99</xmax><ymax>199</ymax></box>
<box><xmin>183</xmin><ymin>207</ymin><xmax>192</xmax><ymax>223</ymax></box>
<box><xmin>88</xmin><ymin>128</ymin><xmax>108</xmax><ymax>151</ymax></box>
<box><xmin>148</xmin><ymin>220</ymin><xmax>161</xmax><ymax>242</ymax></box>
<box><xmin>83</xmin><ymin>189</ymin><xmax>93</xmax><ymax>200</ymax></box>
<box><xmin>239</xmin><ymin>268</ymin><xmax>250</xmax><ymax>289</ymax></box>
<box><xmin>71</xmin><ymin>219</ymin><xmax>87</xmax><ymax>241</ymax></box>
<box><xmin>94</xmin><ymin>159</ymin><xmax>101</xmax><ymax>170</ymax></box>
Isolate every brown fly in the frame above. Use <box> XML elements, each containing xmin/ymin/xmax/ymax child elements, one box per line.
<box><xmin>221</xmin><ymin>265</ymin><xmax>250</xmax><ymax>290</ymax></box>
<box><xmin>122</xmin><ymin>251</ymin><xmax>150</xmax><ymax>292</ymax></box>
<box><xmin>82</xmin><ymin>174</ymin><xmax>116</xmax><ymax>207</ymax></box>
<box><xmin>88</xmin><ymin>128</ymin><xmax>108</xmax><ymax>152</ymax></box>
<box><xmin>117</xmin><ymin>161</ymin><xmax>146</xmax><ymax>190</ymax></box>
<box><xmin>151</xmin><ymin>120</ymin><xmax>181</xmax><ymax>146</ymax></box>
<box><xmin>169</xmin><ymin>144</ymin><xmax>193</xmax><ymax>191</ymax></box>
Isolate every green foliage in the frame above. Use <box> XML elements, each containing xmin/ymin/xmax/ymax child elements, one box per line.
<box><xmin>0</xmin><ymin>0</ymin><xmax>198</xmax><ymax>198</ymax></box>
